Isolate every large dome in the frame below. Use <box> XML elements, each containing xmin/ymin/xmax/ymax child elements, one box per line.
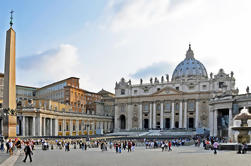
<box><xmin>172</xmin><ymin>44</ymin><xmax>208</xmax><ymax>81</ymax></box>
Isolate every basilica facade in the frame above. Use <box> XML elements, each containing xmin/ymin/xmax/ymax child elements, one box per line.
<box><xmin>114</xmin><ymin>45</ymin><xmax>238</xmax><ymax>137</ymax></box>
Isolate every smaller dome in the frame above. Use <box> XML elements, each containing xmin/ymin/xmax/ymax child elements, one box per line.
<box><xmin>172</xmin><ymin>44</ymin><xmax>208</xmax><ymax>81</ymax></box>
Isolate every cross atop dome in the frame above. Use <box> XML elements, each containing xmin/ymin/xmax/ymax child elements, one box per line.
<box><xmin>10</xmin><ymin>10</ymin><xmax>14</xmax><ymax>27</ymax></box>
<box><xmin>185</xmin><ymin>43</ymin><xmax>194</xmax><ymax>59</ymax></box>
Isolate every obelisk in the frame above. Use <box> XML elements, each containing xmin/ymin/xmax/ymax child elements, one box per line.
<box><xmin>2</xmin><ymin>10</ymin><xmax>17</xmax><ymax>137</ymax></box>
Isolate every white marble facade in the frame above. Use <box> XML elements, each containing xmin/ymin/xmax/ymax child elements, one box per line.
<box><xmin>114</xmin><ymin>45</ymin><xmax>238</xmax><ymax>134</ymax></box>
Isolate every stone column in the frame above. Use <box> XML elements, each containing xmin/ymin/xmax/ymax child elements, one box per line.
<box><xmin>81</xmin><ymin>120</ymin><xmax>84</xmax><ymax>134</ymax></box>
<box><xmin>213</xmin><ymin>110</ymin><xmax>218</xmax><ymax>136</ymax></box>
<box><xmin>22</xmin><ymin>116</ymin><xmax>25</xmax><ymax>136</ymax></box>
<box><xmin>76</xmin><ymin>120</ymin><xmax>79</xmax><ymax>136</ymax></box>
<box><xmin>25</xmin><ymin>117</ymin><xmax>29</xmax><ymax>136</ymax></box>
<box><xmin>195</xmin><ymin>100</ymin><xmax>199</xmax><ymax>128</ymax></box>
<box><xmin>32</xmin><ymin>116</ymin><xmax>36</xmax><ymax>136</ymax></box>
<box><xmin>104</xmin><ymin>121</ymin><xmax>107</xmax><ymax>132</ymax></box>
<box><xmin>153</xmin><ymin>102</ymin><xmax>156</xmax><ymax>129</ymax></box>
<box><xmin>179</xmin><ymin>101</ymin><xmax>183</xmax><ymax>128</ymax></box>
<box><xmin>96</xmin><ymin>121</ymin><xmax>100</xmax><ymax>129</ymax></box>
<box><xmin>36</xmin><ymin>117</ymin><xmax>42</xmax><ymax>136</ymax></box>
<box><xmin>149</xmin><ymin>103</ymin><xmax>152</xmax><ymax>129</ymax></box>
<box><xmin>183</xmin><ymin>101</ymin><xmax>187</xmax><ymax>129</ymax></box>
<box><xmin>91</xmin><ymin>121</ymin><xmax>95</xmax><ymax>134</ymax></box>
<box><xmin>127</xmin><ymin>104</ymin><xmax>133</xmax><ymax>130</ymax></box>
<box><xmin>114</xmin><ymin>105</ymin><xmax>119</xmax><ymax>131</ymax></box>
<box><xmin>43</xmin><ymin>118</ymin><xmax>46</xmax><ymax>136</ymax></box>
<box><xmin>108</xmin><ymin>121</ymin><xmax>111</xmax><ymax>131</ymax></box>
<box><xmin>209</xmin><ymin>109</ymin><xmax>214</xmax><ymax>136</ymax></box>
<box><xmin>70</xmin><ymin>120</ymin><xmax>73</xmax><ymax>136</ymax></box>
<box><xmin>139</xmin><ymin>104</ymin><xmax>143</xmax><ymax>129</ymax></box>
<box><xmin>62</xmin><ymin>119</ymin><xmax>66</xmax><ymax>136</ymax></box>
<box><xmin>228</xmin><ymin>108</ymin><xmax>233</xmax><ymax>139</ymax></box>
<box><xmin>160</xmin><ymin>102</ymin><xmax>164</xmax><ymax>129</ymax></box>
<box><xmin>171</xmin><ymin>102</ymin><xmax>175</xmax><ymax>128</ymax></box>
<box><xmin>50</xmin><ymin>118</ymin><xmax>52</xmax><ymax>136</ymax></box>
<box><xmin>55</xmin><ymin>119</ymin><xmax>58</xmax><ymax>136</ymax></box>
<box><xmin>100</xmin><ymin>121</ymin><xmax>104</xmax><ymax>130</ymax></box>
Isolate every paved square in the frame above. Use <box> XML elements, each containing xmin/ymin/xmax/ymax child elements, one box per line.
<box><xmin>12</xmin><ymin>146</ymin><xmax>251</xmax><ymax>166</ymax></box>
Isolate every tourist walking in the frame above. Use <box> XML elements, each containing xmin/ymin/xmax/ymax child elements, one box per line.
<box><xmin>168</xmin><ymin>141</ymin><xmax>172</xmax><ymax>151</ymax></box>
<box><xmin>0</xmin><ymin>140</ymin><xmax>4</xmax><ymax>151</ymax></box>
<box><xmin>6</xmin><ymin>141</ymin><xmax>9</xmax><ymax>153</ymax></box>
<box><xmin>9</xmin><ymin>140</ymin><xmax>13</xmax><ymax>156</ymax></box>
<box><xmin>23</xmin><ymin>142</ymin><xmax>33</xmax><ymax>163</ymax></box>
<box><xmin>213</xmin><ymin>141</ymin><xmax>219</xmax><ymax>154</ymax></box>
<box><xmin>132</xmin><ymin>142</ymin><xmax>135</xmax><ymax>151</ymax></box>
<box><xmin>161</xmin><ymin>142</ymin><xmax>165</xmax><ymax>152</ymax></box>
<box><xmin>128</xmin><ymin>141</ymin><xmax>132</xmax><ymax>152</ymax></box>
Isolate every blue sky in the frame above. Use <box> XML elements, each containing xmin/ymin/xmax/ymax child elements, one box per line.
<box><xmin>1</xmin><ymin>0</ymin><xmax>251</xmax><ymax>93</ymax></box>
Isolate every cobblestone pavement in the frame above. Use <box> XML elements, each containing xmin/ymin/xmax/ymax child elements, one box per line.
<box><xmin>0</xmin><ymin>151</ymin><xmax>10</xmax><ymax>164</ymax></box>
<box><xmin>13</xmin><ymin>146</ymin><xmax>251</xmax><ymax>166</ymax></box>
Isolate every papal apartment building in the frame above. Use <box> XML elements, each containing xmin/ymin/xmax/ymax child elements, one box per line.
<box><xmin>0</xmin><ymin>76</ymin><xmax>113</xmax><ymax>137</ymax></box>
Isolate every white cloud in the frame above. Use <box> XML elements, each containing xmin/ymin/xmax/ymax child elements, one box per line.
<box><xmin>17</xmin><ymin>44</ymin><xmax>91</xmax><ymax>90</ymax></box>
<box><xmin>14</xmin><ymin>0</ymin><xmax>251</xmax><ymax>94</ymax></box>
<box><xmin>94</xmin><ymin>0</ymin><xmax>251</xmax><ymax>93</ymax></box>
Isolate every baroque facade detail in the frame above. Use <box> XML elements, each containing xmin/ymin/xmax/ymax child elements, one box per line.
<box><xmin>114</xmin><ymin>45</ymin><xmax>238</xmax><ymax>136</ymax></box>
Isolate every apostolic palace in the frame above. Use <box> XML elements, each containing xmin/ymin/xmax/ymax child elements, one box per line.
<box><xmin>1</xmin><ymin>15</ymin><xmax>251</xmax><ymax>141</ymax></box>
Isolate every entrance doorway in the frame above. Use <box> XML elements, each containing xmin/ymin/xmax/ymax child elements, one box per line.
<box><xmin>188</xmin><ymin>118</ymin><xmax>194</xmax><ymax>128</ymax></box>
<box><xmin>144</xmin><ymin>119</ymin><xmax>149</xmax><ymax>129</ymax></box>
<box><xmin>165</xmin><ymin>118</ymin><xmax>170</xmax><ymax>129</ymax></box>
<box><xmin>119</xmin><ymin>115</ymin><xmax>126</xmax><ymax>129</ymax></box>
<box><xmin>175</xmin><ymin>121</ymin><xmax>179</xmax><ymax>128</ymax></box>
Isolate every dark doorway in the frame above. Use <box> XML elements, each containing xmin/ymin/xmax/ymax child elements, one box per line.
<box><xmin>120</xmin><ymin>115</ymin><xmax>126</xmax><ymax>129</ymax></box>
<box><xmin>144</xmin><ymin>119</ymin><xmax>149</xmax><ymax>129</ymax></box>
<box><xmin>175</xmin><ymin>121</ymin><xmax>179</xmax><ymax>128</ymax></box>
<box><xmin>189</xmin><ymin>118</ymin><xmax>194</xmax><ymax>128</ymax></box>
<box><xmin>217</xmin><ymin>109</ymin><xmax>229</xmax><ymax>137</ymax></box>
<box><xmin>165</xmin><ymin>118</ymin><xmax>170</xmax><ymax>129</ymax></box>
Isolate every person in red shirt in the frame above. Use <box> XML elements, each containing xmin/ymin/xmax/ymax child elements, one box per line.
<box><xmin>168</xmin><ymin>141</ymin><xmax>172</xmax><ymax>151</ymax></box>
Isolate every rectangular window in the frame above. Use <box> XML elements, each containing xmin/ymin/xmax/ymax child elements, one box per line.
<box><xmin>134</xmin><ymin>90</ymin><xmax>138</xmax><ymax>94</ymax></box>
<box><xmin>219</xmin><ymin>82</ymin><xmax>224</xmax><ymax>88</ymax></box>
<box><xmin>121</xmin><ymin>89</ymin><xmax>125</xmax><ymax>95</ymax></box>
<box><xmin>175</xmin><ymin>103</ymin><xmax>179</xmax><ymax>111</ymax></box>
<box><xmin>165</xmin><ymin>103</ymin><xmax>171</xmax><ymax>112</ymax></box>
<box><xmin>188</xmin><ymin>101</ymin><xmax>195</xmax><ymax>112</ymax></box>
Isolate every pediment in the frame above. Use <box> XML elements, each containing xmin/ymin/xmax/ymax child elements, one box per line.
<box><xmin>152</xmin><ymin>87</ymin><xmax>184</xmax><ymax>96</ymax></box>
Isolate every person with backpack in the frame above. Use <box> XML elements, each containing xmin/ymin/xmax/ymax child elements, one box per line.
<box><xmin>23</xmin><ymin>142</ymin><xmax>33</xmax><ymax>163</ymax></box>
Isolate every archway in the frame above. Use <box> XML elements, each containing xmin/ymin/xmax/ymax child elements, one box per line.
<box><xmin>120</xmin><ymin>115</ymin><xmax>126</xmax><ymax>129</ymax></box>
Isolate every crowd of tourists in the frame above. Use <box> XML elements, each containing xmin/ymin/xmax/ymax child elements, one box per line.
<box><xmin>0</xmin><ymin>135</ymin><xmax>249</xmax><ymax>163</ymax></box>
<box><xmin>0</xmin><ymin>138</ymin><xmax>34</xmax><ymax>162</ymax></box>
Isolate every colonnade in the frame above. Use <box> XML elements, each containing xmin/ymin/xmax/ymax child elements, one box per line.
<box><xmin>209</xmin><ymin>107</ymin><xmax>233</xmax><ymax>137</ymax></box>
<box><xmin>137</xmin><ymin>100</ymin><xmax>199</xmax><ymax>130</ymax></box>
<box><xmin>20</xmin><ymin>115</ymin><xmax>112</xmax><ymax>137</ymax></box>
